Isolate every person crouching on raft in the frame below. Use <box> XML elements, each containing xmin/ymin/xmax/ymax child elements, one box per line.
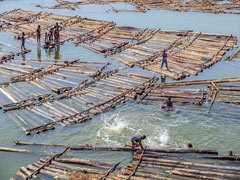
<box><xmin>125</xmin><ymin>135</ymin><xmax>146</xmax><ymax>150</ymax></box>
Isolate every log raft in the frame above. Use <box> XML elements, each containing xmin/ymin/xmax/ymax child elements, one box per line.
<box><xmin>12</xmin><ymin>144</ymin><xmax>240</xmax><ymax>180</ymax></box>
<box><xmin>34</xmin><ymin>0</ymin><xmax>240</xmax><ymax>15</ymax></box>
<box><xmin>0</xmin><ymin>9</ymin><xmax>237</xmax><ymax>80</ymax></box>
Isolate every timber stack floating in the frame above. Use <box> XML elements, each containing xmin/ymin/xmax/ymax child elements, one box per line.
<box><xmin>35</xmin><ymin>0</ymin><xmax>240</xmax><ymax>14</ymax></box>
<box><xmin>0</xmin><ymin>56</ymin><xmax>157</xmax><ymax>135</ymax></box>
<box><xmin>11</xmin><ymin>143</ymin><xmax>240</xmax><ymax>180</ymax></box>
<box><xmin>0</xmin><ymin>9</ymin><xmax>238</xmax><ymax>80</ymax></box>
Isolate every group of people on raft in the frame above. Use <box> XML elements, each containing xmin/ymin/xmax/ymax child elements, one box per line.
<box><xmin>20</xmin><ymin>22</ymin><xmax>62</xmax><ymax>51</ymax></box>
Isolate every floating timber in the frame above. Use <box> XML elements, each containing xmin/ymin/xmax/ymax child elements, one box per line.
<box><xmin>12</xmin><ymin>144</ymin><xmax>240</xmax><ymax>180</ymax></box>
<box><xmin>35</xmin><ymin>0</ymin><xmax>240</xmax><ymax>14</ymax></box>
<box><xmin>147</xmin><ymin>77</ymin><xmax>240</xmax><ymax>113</ymax></box>
<box><xmin>0</xmin><ymin>9</ymin><xmax>237</xmax><ymax>80</ymax></box>
<box><xmin>1</xmin><ymin>63</ymin><xmax>157</xmax><ymax>135</ymax></box>
<box><xmin>137</xmin><ymin>88</ymin><xmax>207</xmax><ymax>105</ymax></box>
<box><xmin>208</xmin><ymin>81</ymin><xmax>240</xmax><ymax>105</ymax></box>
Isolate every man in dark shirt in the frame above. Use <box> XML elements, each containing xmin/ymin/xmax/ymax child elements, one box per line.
<box><xmin>124</xmin><ymin>135</ymin><xmax>146</xmax><ymax>150</ymax></box>
<box><xmin>36</xmin><ymin>25</ymin><xmax>41</xmax><ymax>45</ymax></box>
<box><xmin>162</xmin><ymin>97</ymin><xmax>173</xmax><ymax>111</ymax></box>
<box><xmin>20</xmin><ymin>32</ymin><xmax>26</xmax><ymax>51</ymax></box>
<box><xmin>55</xmin><ymin>22</ymin><xmax>62</xmax><ymax>45</ymax></box>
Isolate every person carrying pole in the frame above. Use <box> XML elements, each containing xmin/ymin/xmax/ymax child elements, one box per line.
<box><xmin>20</xmin><ymin>32</ymin><xmax>26</xmax><ymax>52</ymax></box>
<box><xmin>161</xmin><ymin>50</ymin><xmax>169</xmax><ymax>70</ymax></box>
<box><xmin>124</xmin><ymin>135</ymin><xmax>146</xmax><ymax>150</ymax></box>
<box><xmin>36</xmin><ymin>25</ymin><xmax>41</xmax><ymax>45</ymax></box>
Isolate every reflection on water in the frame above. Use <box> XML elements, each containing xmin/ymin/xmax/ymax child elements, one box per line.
<box><xmin>54</xmin><ymin>45</ymin><xmax>60</xmax><ymax>60</ymax></box>
<box><xmin>161</xmin><ymin>76</ymin><xmax>166</xmax><ymax>83</ymax></box>
<box><xmin>44</xmin><ymin>46</ymin><xmax>60</xmax><ymax>60</ymax></box>
<box><xmin>21</xmin><ymin>53</ymin><xmax>26</xmax><ymax>65</ymax></box>
<box><xmin>37</xmin><ymin>47</ymin><xmax>41</xmax><ymax>60</ymax></box>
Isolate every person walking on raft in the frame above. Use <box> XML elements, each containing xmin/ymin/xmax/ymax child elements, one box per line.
<box><xmin>161</xmin><ymin>50</ymin><xmax>169</xmax><ymax>70</ymax></box>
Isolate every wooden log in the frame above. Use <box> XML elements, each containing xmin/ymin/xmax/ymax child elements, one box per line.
<box><xmin>16</xmin><ymin>170</ymin><xmax>27</xmax><ymax>179</ymax></box>
<box><xmin>138</xmin><ymin>156</ymin><xmax>240</xmax><ymax>170</ymax></box>
<box><xmin>126</xmin><ymin>149</ymin><xmax>145</xmax><ymax>180</ymax></box>
<box><xmin>20</xmin><ymin>167</ymin><xmax>37</xmax><ymax>178</ymax></box>
<box><xmin>27</xmin><ymin>164</ymin><xmax>68</xmax><ymax>179</ymax></box>
<box><xmin>99</xmin><ymin>161</ymin><xmax>120</xmax><ymax>180</ymax></box>
<box><xmin>25</xmin><ymin>147</ymin><xmax>70</xmax><ymax>179</ymax></box>
<box><xmin>207</xmin><ymin>90</ymin><xmax>218</xmax><ymax>113</ymax></box>
<box><xmin>0</xmin><ymin>147</ymin><xmax>30</xmax><ymax>153</ymax></box>
<box><xmin>43</xmin><ymin>159</ymin><xmax>104</xmax><ymax>174</ymax></box>
<box><xmin>170</xmin><ymin>170</ymin><xmax>224</xmax><ymax>180</ymax></box>
<box><xmin>55</xmin><ymin>158</ymin><xmax>113</xmax><ymax>168</ymax></box>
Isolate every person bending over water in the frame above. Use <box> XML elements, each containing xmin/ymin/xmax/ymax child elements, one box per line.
<box><xmin>124</xmin><ymin>135</ymin><xmax>146</xmax><ymax>150</ymax></box>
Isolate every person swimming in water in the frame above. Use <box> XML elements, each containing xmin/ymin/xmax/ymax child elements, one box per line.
<box><xmin>162</xmin><ymin>97</ymin><xmax>173</xmax><ymax>111</ymax></box>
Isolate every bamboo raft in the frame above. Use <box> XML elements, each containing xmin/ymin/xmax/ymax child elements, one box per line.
<box><xmin>136</xmin><ymin>77</ymin><xmax>240</xmax><ymax>113</ymax></box>
<box><xmin>11</xmin><ymin>144</ymin><xmax>240</xmax><ymax>180</ymax></box>
<box><xmin>137</xmin><ymin>88</ymin><xmax>207</xmax><ymax>105</ymax></box>
<box><xmin>0</xmin><ymin>9</ymin><xmax>237</xmax><ymax>80</ymax></box>
<box><xmin>35</xmin><ymin>0</ymin><xmax>240</xmax><ymax>14</ymax></box>
<box><xmin>0</xmin><ymin>40</ymin><xmax>30</xmax><ymax>61</ymax></box>
<box><xmin>208</xmin><ymin>81</ymin><xmax>240</xmax><ymax>105</ymax></box>
<box><xmin>1</xmin><ymin>62</ymin><xmax>157</xmax><ymax>134</ymax></box>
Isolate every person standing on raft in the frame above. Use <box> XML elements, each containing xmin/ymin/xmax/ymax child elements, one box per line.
<box><xmin>124</xmin><ymin>135</ymin><xmax>146</xmax><ymax>150</ymax></box>
<box><xmin>20</xmin><ymin>32</ymin><xmax>26</xmax><ymax>52</ymax></box>
<box><xmin>161</xmin><ymin>50</ymin><xmax>169</xmax><ymax>70</ymax></box>
<box><xmin>36</xmin><ymin>25</ymin><xmax>41</xmax><ymax>45</ymax></box>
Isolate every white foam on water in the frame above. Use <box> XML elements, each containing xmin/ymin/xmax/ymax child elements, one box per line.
<box><xmin>146</xmin><ymin>129</ymin><xmax>170</xmax><ymax>148</ymax></box>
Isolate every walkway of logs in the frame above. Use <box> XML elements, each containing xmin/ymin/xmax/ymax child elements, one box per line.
<box><xmin>11</xmin><ymin>143</ymin><xmax>240</xmax><ymax>180</ymax></box>
<box><xmin>35</xmin><ymin>0</ymin><xmax>240</xmax><ymax>14</ymax></box>
<box><xmin>0</xmin><ymin>9</ymin><xmax>237</xmax><ymax>80</ymax></box>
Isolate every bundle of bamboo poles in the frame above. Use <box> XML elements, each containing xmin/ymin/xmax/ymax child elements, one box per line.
<box><xmin>12</xmin><ymin>143</ymin><xmax>240</xmax><ymax>180</ymax></box>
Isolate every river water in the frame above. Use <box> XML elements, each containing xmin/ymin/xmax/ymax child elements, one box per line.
<box><xmin>0</xmin><ymin>0</ymin><xmax>240</xmax><ymax>179</ymax></box>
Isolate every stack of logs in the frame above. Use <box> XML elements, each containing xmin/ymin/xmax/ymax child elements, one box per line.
<box><xmin>10</xmin><ymin>142</ymin><xmax>240</xmax><ymax>180</ymax></box>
